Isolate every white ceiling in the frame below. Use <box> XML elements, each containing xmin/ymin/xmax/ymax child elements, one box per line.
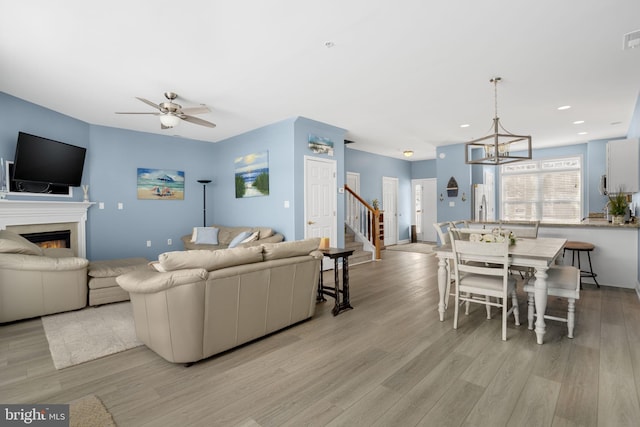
<box><xmin>1</xmin><ymin>0</ymin><xmax>639</xmax><ymax>160</ymax></box>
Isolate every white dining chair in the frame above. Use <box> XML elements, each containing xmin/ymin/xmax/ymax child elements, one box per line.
<box><xmin>433</xmin><ymin>222</ymin><xmax>455</xmax><ymax>309</ymax></box>
<box><xmin>523</xmin><ymin>265</ymin><xmax>580</xmax><ymax>338</ymax></box>
<box><xmin>450</xmin><ymin>231</ymin><xmax>520</xmax><ymax>341</ymax></box>
<box><xmin>510</xmin><ymin>221</ymin><xmax>539</xmax><ymax>280</ymax></box>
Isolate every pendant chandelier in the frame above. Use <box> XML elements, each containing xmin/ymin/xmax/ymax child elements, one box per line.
<box><xmin>465</xmin><ymin>77</ymin><xmax>532</xmax><ymax>165</ymax></box>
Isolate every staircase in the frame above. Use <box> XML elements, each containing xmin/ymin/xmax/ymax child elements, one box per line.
<box><xmin>345</xmin><ymin>229</ymin><xmax>374</xmax><ymax>265</ymax></box>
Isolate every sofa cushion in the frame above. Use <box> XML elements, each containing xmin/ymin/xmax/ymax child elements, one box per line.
<box><xmin>0</xmin><ymin>252</ymin><xmax>88</xmax><ymax>271</ymax></box>
<box><xmin>0</xmin><ymin>230</ymin><xmax>43</xmax><ymax>256</ymax></box>
<box><xmin>88</xmin><ymin>257</ymin><xmax>150</xmax><ymax>277</ymax></box>
<box><xmin>262</xmin><ymin>238</ymin><xmax>321</xmax><ymax>261</ymax></box>
<box><xmin>158</xmin><ymin>245</ymin><xmax>264</xmax><ymax>272</ymax></box>
<box><xmin>191</xmin><ymin>227</ymin><xmax>219</xmax><ymax>245</ymax></box>
<box><xmin>229</xmin><ymin>231</ymin><xmax>253</xmax><ymax>248</ymax></box>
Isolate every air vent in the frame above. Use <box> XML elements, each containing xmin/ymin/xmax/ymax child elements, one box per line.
<box><xmin>623</xmin><ymin>29</ymin><xmax>640</xmax><ymax>50</ymax></box>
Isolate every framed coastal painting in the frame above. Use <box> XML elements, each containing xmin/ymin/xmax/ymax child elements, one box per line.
<box><xmin>308</xmin><ymin>134</ymin><xmax>334</xmax><ymax>156</ymax></box>
<box><xmin>235</xmin><ymin>151</ymin><xmax>269</xmax><ymax>198</ymax></box>
<box><xmin>137</xmin><ymin>168</ymin><xmax>185</xmax><ymax>200</ymax></box>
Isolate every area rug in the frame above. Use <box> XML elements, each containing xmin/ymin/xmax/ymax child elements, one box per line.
<box><xmin>69</xmin><ymin>394</ymin><xmax>117</xmax><ymax>427</ymax></box>
<box><xmin>385</xmin><ymin>243</ymin><xmax>435</xmax><ymax>255</ymax></box>
<box><xmin>42</xmin><ymin>302</ymin><xmax>142</xmax><ymax>370</ymax></box>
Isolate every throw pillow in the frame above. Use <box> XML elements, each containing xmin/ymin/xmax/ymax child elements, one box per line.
<box><xmin>240</xmin><ymin>231</ymin><xmax>260</xmax><ymax>244</ymax></box>
<box><xmin>191</xmin><ymin>227</ymin><xmax>219</xmax><ymax>245</ymax></box>
<box><xmin>228</xmin><ymin>231</ymin><xmax>252</xmax><ymax>248</ymax></box>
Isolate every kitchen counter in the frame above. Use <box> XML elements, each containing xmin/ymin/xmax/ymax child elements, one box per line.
<box><xmin>471</xmin><ymin>219</ymin><xmax>640</xmax><ymax>229</ymax></box>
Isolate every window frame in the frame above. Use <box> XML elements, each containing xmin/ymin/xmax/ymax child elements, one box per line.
<box><xmin>499</xmin><ymin>155</ymin><xmax>583</xmax><ymax>223</ymax></box>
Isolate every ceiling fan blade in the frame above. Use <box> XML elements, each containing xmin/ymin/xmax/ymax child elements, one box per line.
<box><xmin>181</xmin><ymin>115</ymin><xmax>216</xmax><ymax>128</ymax></box>
<box><xmin>115</xmin><ymin>112</ymin><xmax>160</xmax><ymax>115</ymax></box>
<box><xmin>136</xmin><ymin>97</ymin><xmax>161</xmax><ymax>110</ymax></box>
<box><xmin>181</xmin><ymin>106</ymin><xmax>210</xmax><ymax>115</ymax></box>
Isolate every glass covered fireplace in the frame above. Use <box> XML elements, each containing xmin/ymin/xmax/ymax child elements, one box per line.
<box><xmin>21</xmin><ymin>230</ymin><xmax>71</xmax><ymax>249</ymax></box>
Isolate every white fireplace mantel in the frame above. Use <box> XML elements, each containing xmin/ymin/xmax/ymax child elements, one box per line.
<box><xmin>0</xmin><ymin>200</ymin><xmax>94</xmax><ymax>258</ymax></box>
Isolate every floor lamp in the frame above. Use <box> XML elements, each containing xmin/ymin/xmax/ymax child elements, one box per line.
<box><xmin>197</xmin><ymin>179</ymin><xmax>212</xmax><ymax>227</ymax></box>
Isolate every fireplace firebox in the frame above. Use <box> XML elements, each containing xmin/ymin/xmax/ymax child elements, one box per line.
<box><xmin>21</xmin><ymin>230</ymin><xmax>71</xmax><ymax>249</ymax></box>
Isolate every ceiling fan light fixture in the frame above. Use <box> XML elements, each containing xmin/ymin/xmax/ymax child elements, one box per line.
<box><xmin>160</xmin><ymin>113</ymin><xmax>180</xmax><ymax>128</ymax></box>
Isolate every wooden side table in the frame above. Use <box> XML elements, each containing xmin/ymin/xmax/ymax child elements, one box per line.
<box><xmin>317</xmin><ymin>248</ymin><xmax>355</xmax><ymax>315</ymax></box>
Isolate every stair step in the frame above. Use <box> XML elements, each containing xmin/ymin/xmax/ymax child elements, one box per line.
<box><xmin>349</xmin><ymin>249</ymin><xmax>373</xmax><ymax>265</ymax></box>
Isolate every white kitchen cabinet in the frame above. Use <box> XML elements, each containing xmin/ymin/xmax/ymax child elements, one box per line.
<box><xmin>607</xmin><ymin>138</ymin><xmax>640</xmax><ymax>193</ymax></box>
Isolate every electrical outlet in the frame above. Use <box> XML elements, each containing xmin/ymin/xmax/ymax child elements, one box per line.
<box><xmin>98</xmin><ymin>202</ymin><xmax>104</xmax><ymax>209</ymax></box>
<box><xmin>117</xmin><ymin>202</ymin><xmax>124</xmax><ymax>210</ymax></box>
<box><xmin>146</xmin><ymin>240</ymin><xmax>151</xmax><ymax>247</ymax></box>
<box><xmin>167</xmin><ymin>238</ymin><xmax>172</xmax><ymax>245</ymax></box>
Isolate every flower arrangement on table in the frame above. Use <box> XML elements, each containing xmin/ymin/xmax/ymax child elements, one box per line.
<box><xmin>468</xmin><ymin>229</ymin><xmax>517</xmax><ymax>245</ymax></box>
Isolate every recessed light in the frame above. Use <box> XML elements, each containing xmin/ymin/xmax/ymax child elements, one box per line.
<box><xmin>460</xmin><ymin>124</ymin><xmax>470</xmax><ymax>128</ymax></box>
<box><xmin>324</xmin><ymin>41</ymin><xmax>335</xmax><ymax>48</ymax></box>
<box><xmin>558</xmin><ymin>105</ymin><xmax>571</xmax><ymax>110</ymax></box>
<box><xmin>573</xmin><ymin>120</ymin><xmax>585</xmax><ymax>125</ymax></box>
<box><xmin>578</xmin><ymin>131</ymin><xmax>588</xmax><ymax>135</ymax></box>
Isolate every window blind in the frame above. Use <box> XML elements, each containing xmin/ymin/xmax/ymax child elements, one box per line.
<box><xmin>501</xmin><ymin>156</ymin><xmax>582</xmax><ymax>223</ymax></box>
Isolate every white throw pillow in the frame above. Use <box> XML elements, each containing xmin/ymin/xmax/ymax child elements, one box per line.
<box><xmin>228</xmin><ymin>231</ymin><xmax>252</xmax><ymax>248</ymax></box>
<box><xmin>241</xmin><ymin>231</ymin><xmax>260</xmax><ymax>244</ymax></box>
<box><xmin>191</xmin><ymin>227</ymin><xmax>219</xmax><ymax>245</ymax></box>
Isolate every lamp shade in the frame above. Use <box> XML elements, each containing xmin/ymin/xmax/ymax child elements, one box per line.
<box><xmin>159</xmin><ymin>113</ymin><xmax>181</xmax><ymax>128</ymax></box>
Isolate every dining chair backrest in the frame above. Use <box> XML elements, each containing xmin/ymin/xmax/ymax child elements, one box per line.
<box><xmin>433</xmin><ymin>222</ymin><xmax>452</xmax><ymax>246</ymax></box>
<box><xmin>514</xmin><ymin>221</ymin><xmax>539</xmax><ymax>239</ymax></box>
<box><xmin>450</xmin><ymin>232</ymin><xmax>511</xmax><ymax>289</ymax></box>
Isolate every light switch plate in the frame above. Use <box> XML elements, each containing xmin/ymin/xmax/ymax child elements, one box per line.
<box><xmin>449</xmin><ymin>201</ymin><xmax>455</xmax><ymax>207</ymax></box>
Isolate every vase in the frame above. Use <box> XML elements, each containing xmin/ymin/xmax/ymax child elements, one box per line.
<box><xmin>612</xmin><ymin>215</ymin><xmax>625</xmax><ymax>225</ymax></box>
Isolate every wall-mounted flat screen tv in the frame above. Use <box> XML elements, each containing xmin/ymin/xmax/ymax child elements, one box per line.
<box><xmin>12</xmin><ymin>132</ymin><xmax>87</xmax><ymax>187</ymax></box>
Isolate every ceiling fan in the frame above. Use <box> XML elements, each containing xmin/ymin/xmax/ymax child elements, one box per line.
<box><xmin>116</xmin><ymin>92</ymin><xmax>216</xmax><ymax>129</ymax></box>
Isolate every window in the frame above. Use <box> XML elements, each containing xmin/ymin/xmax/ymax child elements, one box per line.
<box><xmin>501</xmin><ymin>156</ymin><xmax>582</xmax><ymax>223</ymax></box>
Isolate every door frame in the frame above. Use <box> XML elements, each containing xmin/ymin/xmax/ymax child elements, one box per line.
<box><xmin>303</xmin><ymin>156</ymin><xmax>337</xmax><ymax>246</ymax></box>
<box><xmin>382</xmin><ymin>176</ymin><xmax>399</xmax><ymax>246</ymax></box>
<box><xmin>412</xmin><ymin>178</ymin><xmax>437</xmax><ymax>242</ymax></box>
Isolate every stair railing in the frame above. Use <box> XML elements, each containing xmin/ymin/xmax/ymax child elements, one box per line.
<box><xmin>344</xmin><ymin>184</ymin><xmax>383</xmax><ymax>260</ymax></box>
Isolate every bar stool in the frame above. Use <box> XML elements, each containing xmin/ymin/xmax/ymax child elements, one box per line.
<box><xmin>563</xmin><ymin>241</ymin><xmax>600</xmax><ymax>288</ymax></box>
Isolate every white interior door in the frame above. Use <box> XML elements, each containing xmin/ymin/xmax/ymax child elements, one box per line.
<box><xmin>382</xmin><ymin>176</ymin><xmax>398</xmax><ymax>246</ymax></box>
<box><xmin>413</xmin><ymin>178</ymin><xmax>437</xmax><ymax>242</ymax></box>
<box><xmin>305</xmin><ymin>156</ymin><xmax>337</xmax><ymax>246</ymax></box>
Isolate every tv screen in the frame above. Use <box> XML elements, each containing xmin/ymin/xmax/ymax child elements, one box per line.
<box><xmin>12</xmin><ymin>132</ymin><xmax>87</xmax><ymax>187</ymax></box>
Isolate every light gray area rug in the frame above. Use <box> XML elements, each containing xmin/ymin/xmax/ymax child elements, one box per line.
<box><xmin>42</xmin><ymin>302</ymin><xmax>142</xmax><ymax>370</ymax></box>
<box><xmin>385</xmin><ymin>243</ymin><xmax>436</xmax><ymax>255</ymax></box>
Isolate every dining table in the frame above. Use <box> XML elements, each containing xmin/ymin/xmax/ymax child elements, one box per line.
<box><xmin>434</xmin><ymin>236</ymin><xmax>567</xmax><ymax>344</ymax></box>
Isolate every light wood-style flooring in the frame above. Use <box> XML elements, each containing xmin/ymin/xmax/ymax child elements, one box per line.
<box><xmin>1</xmin><ymin>249</ymin><xmax>640</xmax><ymax>426</ymax></box>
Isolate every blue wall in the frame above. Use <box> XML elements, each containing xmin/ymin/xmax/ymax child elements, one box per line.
<box><xmin>210</xmin><ymin>118</ymin><xmax>297</xmax><ymax>240</ymax></box>
<box><xmin>86</xmin><ymin>125</ymin><xmax>212</xmax><ymax>260</ymax></box>
<box><xmin>435</xmin><ymin>144</ymin><xmax>472</xmax><ymax>223</ymax></box>
<box><xmin>345</xmin><ymin>148</ymin><xmax>413</xmax><ymax>241</ymax></box>
<box><xmin>410</xmin><ymin>159</ymin><xmax>437</xmax><ymax>179</ymax></box>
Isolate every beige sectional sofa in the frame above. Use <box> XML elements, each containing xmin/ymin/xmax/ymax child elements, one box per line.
<box><xmin>0</xmin><ymin>230</ymin><xmax>89</xmax><ymax>323</ymax></box>
<box><xmin>181</xmin><ymin>224</ymin><xmax>284</xmax><ymax>251</ymax></box>
<box><xmin>117</xmin><ymin>238</ymin><xmax>322</xmax><ymax>364</ymax></box>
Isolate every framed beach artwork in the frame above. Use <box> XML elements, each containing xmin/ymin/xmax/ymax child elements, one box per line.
<box><xmin>235</xmin><ymin>151</ymin><xmax>269</xmax><ymax>198</ymax></box>
<box><xmin>308</xmin><ymin>134</ymin><xmax>334</xmax><ymax>156</ymax></box>
<box><xmin>137</xmin><ymin>168</ymin><xmax>185</xmax><ymax>200</ymax></box>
